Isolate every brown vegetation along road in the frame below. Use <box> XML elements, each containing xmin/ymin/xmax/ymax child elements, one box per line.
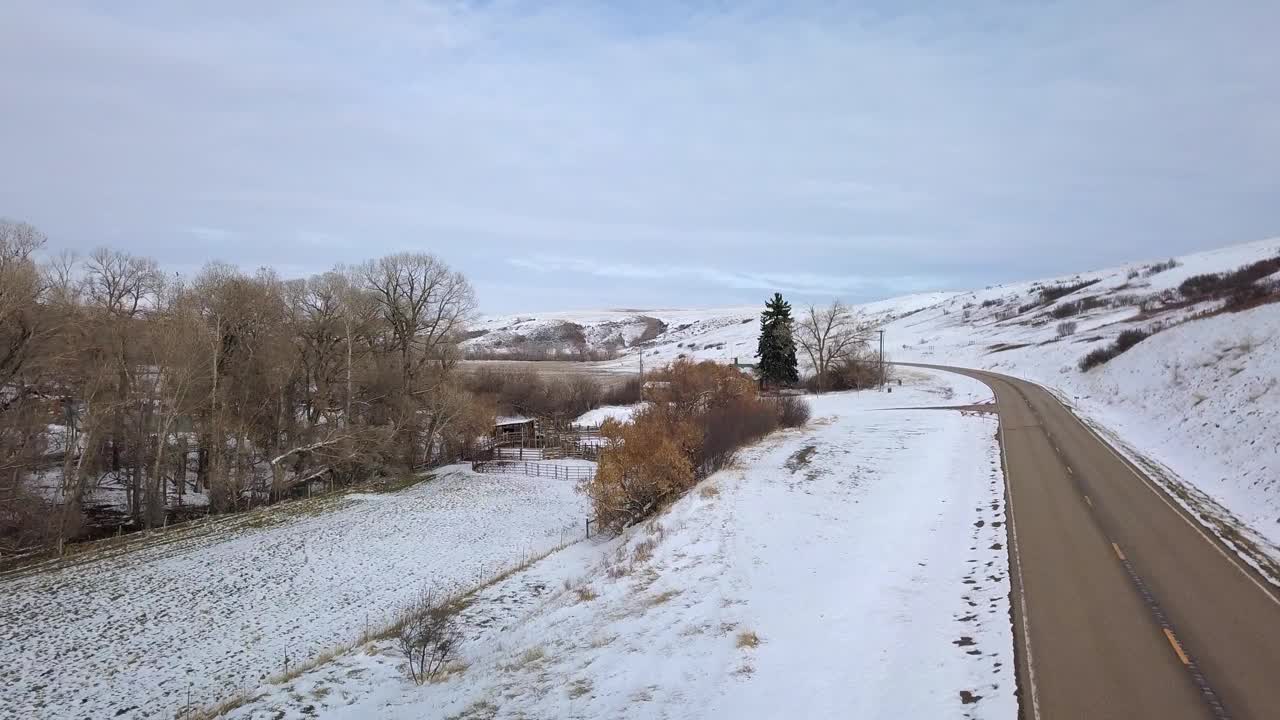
<box><xmin>913</xmin><ymin>364</ymin><xmax>1280</xmax><ymax>720</ymax></box>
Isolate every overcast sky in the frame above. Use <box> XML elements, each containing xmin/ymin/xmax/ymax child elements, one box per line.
<box><xmin>3</xmin><ymin>1</ymin><xmax>1278</xmax><ymax>312</ymax></box>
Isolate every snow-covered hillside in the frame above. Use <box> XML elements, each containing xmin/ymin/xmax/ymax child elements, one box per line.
<box><xmin>220</xmin><ymin>369</ymin><xmax>1016</xmax><ymax>720</ymax></box>
<box><xmin>463</xmin><ymin>307</ymin><xmax>761</xmax><ymax>361</ymax></box>
<box><xmin>473</xmin><ymin>238</ymin><xmax>1280</xmax><ymax>558</ymax></box>
<box><xmin>469</xmin><ymin>292</ymin><xmax>958</xmax><ymax>368</ymax></box>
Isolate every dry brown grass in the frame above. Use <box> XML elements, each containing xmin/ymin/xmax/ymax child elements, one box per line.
<box><xmin>567</xmin><ymin>678</ymin><xmax>594</xmax><ymax>699</ymax></box>
<box><xmin>631</xmin><ymin>538</ymin><xmax>656</xmax><ymax>564</ymax></box>
<box><xmin>589</xmin><ymin>633</ymin><xmax>617</xmax><ymax>649</ymax></box>
<box><xmin>646</xmin><ymin>590</ymin><xmax>681</xmax><ymax>607</ymax></box>
<box><xmin>575</xmin><ymin>586</ymin><xmax>599</xmax><ymax>602</ymax></box>
<box><xmin>736</xmin><ymin>630</ymin><xmax>762</xmax><ymax>649</ymax></box>
<box><xmin>446</xmin><ymin>699</ymin><xmax>499</xmax><ymax>720</ymax></box>
<box><xmin>500</xmin><ymin>645</ymin><xmax>547</xmax><ymax>673</ymax></box>
<box><xmin>429</xmin><ymin>660</ymin><xmax>470</xmax><ymax>684</ymax></box>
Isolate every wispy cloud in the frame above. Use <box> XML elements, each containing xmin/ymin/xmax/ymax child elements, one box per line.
<box><xmin>2</xmin><ymin>1</ymin><xmax>1277</xmax><ymax>312</ymax></box>
<box><xmin>508</xmin><ymin>255</ymin><xmax>945</xmax><ymax>297</ymax></box>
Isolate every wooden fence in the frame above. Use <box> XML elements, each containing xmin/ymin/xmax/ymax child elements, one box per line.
<box><xmin>471</xmin><ymin>460</ymin><xmax>596</xmax><ymax>482</ymax></box>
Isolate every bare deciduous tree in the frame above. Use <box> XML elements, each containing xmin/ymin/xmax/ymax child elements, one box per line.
<box><xmin>1</xmin><ymin>219</ymin><xmax>490</xmax><ymax>557</ymax></box>
<box><xmin>362</xmin><ymin>253</ymin><xmax>476</xmax><ymax>466</ymax></box>
<box><xmin>0</xmin><ymin>220</ymin><xmax>49</xmax><ymax>389</ymax></box>
<box><xmin>795</xmin><ymin>301</ymin><xmax>870</xmax><ymax>393</ymax></box>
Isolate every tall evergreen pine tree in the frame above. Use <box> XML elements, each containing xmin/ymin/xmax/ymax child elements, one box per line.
<box><xmin>756</xmin><ymin>293</ymin><xmax>799</xmax><ymax>387</ymax></box>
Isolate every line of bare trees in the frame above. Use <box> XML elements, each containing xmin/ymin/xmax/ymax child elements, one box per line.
<box><xmin>1</xmin><ymin>218</ymin><xmax>489</xmax><ymax>557</ymax></box>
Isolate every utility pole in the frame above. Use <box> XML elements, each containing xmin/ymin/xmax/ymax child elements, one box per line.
<box><xmin>878</xmin><ymin>329</ymin><xmax>885</xmax><ymax>389</ymax></box>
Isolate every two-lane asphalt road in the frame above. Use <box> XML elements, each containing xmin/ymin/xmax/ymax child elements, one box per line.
<box><xmin>913</xmin><ymin>364</ymin><xmax>1280</xmax><ymax>720</ymax></box>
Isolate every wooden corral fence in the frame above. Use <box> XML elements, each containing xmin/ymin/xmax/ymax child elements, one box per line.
<box><xmin>471</xmin><ymin>460</ymin><xmax>596</xmax><ymax>482</ymax></box>
<box><xmin>470</xmin><ymin>423</ymin><xmax>604</xmax><ymax>463</ymax></box>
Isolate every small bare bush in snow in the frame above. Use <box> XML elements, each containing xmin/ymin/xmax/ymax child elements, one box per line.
<box><xmin>631</xmin><ymin>537</ymin><xmax>657</xmax><ymax>564</ymax></box>
<box><xmin>395</xmin><ymin>589</ymin><xmax>462</xmax><ymax>685</ymax></box>
<box><xmin>773</xmin><ymin>395</ymin><xmax>812</xmax><ymax>427</ymax></box>
<box><xmin>1056</xmin><ymin>321</ymin><xmax>1078</xmax><ymax>337</ymax></box>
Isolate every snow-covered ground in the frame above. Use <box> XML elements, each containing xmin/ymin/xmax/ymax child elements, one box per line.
<box><xmin>572</xmin><ymin>403</ymin><xmax>646</xmax><ymax>427</ymax></box>
<box><xmin>474</xmin><ymin>237</ymin><xmax>1280</xmax><ymax>561</ymax></box>
<box><xmin>216</xmin><ymin>368</ymin><xmax>1016</xmax><ymax>720</ymax></box>
<box><xmin>0</xmin><ymin>467</ymin><xmax>588</xmax><ymax>720</ymax></box>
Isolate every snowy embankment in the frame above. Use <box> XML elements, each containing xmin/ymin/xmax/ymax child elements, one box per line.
<box><xmin>0</xmin><ymin>467</ymin><xmax>588</xmax><ymax>720</ymax></box>
<box><xmin>222</xmin><ymin>368</ymin><xmax>1015</xmax><ymax>720</ymax></box>
<box><xmin>1021</xmin><ymin>306</ymin><xmax>1279</xmax><ymax>550</ymax></box>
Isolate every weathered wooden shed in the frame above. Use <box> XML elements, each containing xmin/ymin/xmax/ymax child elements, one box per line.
<box><xmin>493</xmin><ymin>416</ymin><xmax>536</xmax><ymax>445</ymax></box>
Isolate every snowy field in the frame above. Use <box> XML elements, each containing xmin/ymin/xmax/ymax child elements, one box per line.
<box><xmin>572</xmin><ymin>403</ymin><xmax>646</xmax><ymax>426</ymax></box>
<box><xmin>0</xmin><ymin>467</ymin><xmax>588</xmax><ymax>720</ymax></box>
<box><xmin>219</xmin><ymin>368</ymin><xmax>1015</xmax><ymax>720</ymax></box>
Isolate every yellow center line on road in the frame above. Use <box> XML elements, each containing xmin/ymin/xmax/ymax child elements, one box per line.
<box><xmin>1112</xmin><ymin>542</ymin><xmax>1127</xmax><ymax>561</ymax></box>
<box><xmin>1164</xmin><ymin>629</ymin><xmax>1192</xmax><ymax>666</ymax></box>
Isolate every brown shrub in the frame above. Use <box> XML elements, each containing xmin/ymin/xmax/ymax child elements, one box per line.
<box><xmin>1179</xmin><ymin>255</ymin><xmax>1280</xmax><ymax>298</ymax></box>
<box><xmin>773</xmin><ymin>395</ymin><xmax>811</xmax><ymax>428</ymax></box>
<box><xmin>462</xmin><ymin>369</ymin><xmax>603</xmax><ymax>421</ymax></box>
<box><xmin>801</xmin><ymin>351</ymin><xmax>885</xmax><ymax>392</ymax></box>
<box><xmin>1039</xmin><ymin>278</ymin><xmax>1100</xmax><ymax>302</ymax></box>
<box><xmin>1223</xmin><ymin>281</ymin><xmax>1278</xmax><ymax>311</ymax></box>
<box><xmin>601</xmin><ymin>376</ymin><xmax>642</xmax><ymax>406</ymax></box>
<box><xmin>700</xmin><ymin>396</ymin><xmax>779</xmax><ymax>472</ymax></box>
<box><xmin>1078</xmin><ymin>328</ymin><xmax>1152</xmax><ymax>371</ymax></box>
<box><xmin>646</xmin><ymin>358</ymin><xmax>757</xmax><ymax>416</ymax></box>
<box><xmin>580</xmin><ymin>410</ymin><xmax>698</xmax><ymax>531</ymax></box>
<box><xmin>582</xmin><ymin>360</ymin><xmax>786</xmax><ymax>531</ymax></box>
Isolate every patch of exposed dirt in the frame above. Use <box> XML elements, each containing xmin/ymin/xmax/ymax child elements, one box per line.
<box><xmin>985</xmin><ymin>343</ymin><xmax>1032</xmax><ymax>354</ymax></box>
<box><xmin>784</xmin><ymin>446</ymin><xmax>817</xmax><ymax>474</ymax></box>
